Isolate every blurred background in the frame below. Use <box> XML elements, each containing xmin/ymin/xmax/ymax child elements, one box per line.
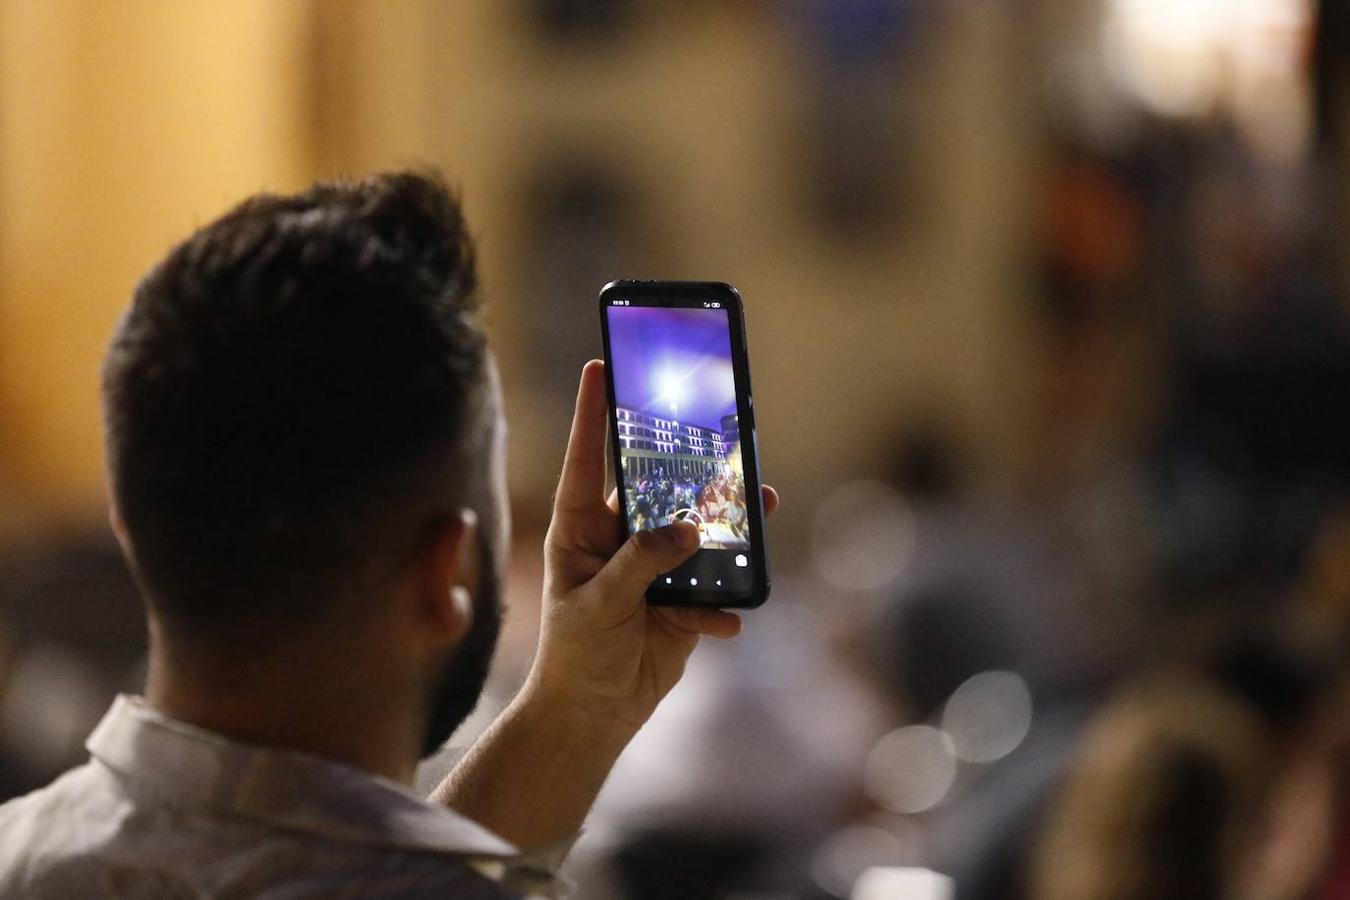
<box><xmin>2</xmin><ymin>1</ymin><xmax>1350</xmax><ymax>898</ymax></box>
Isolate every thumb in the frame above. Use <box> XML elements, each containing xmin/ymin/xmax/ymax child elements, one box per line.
<box><xmin>586</xmin><ymin>522</ymin><xmax>701</xmax><ymax>611</ymax></box>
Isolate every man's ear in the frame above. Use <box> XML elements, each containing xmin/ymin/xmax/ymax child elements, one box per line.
<box><xmin>419</xmin><ymin>509</ymin><xmax>478</xmax><ymax>644</ymax></box>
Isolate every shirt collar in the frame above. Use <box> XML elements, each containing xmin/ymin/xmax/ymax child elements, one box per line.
<box><xmin>86</xmin><ymin>695</ymin><xmax>518</xmax><ymax>860</ymax></box>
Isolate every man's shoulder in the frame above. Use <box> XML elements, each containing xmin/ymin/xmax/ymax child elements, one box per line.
<box><xmin>0</xmin><ymin>762</ymin><xmax>135</xmax><ymax>895</ymax></box>
<box><xmin>0</xmin><ymin>763</ymin><xmax>524</xmax><ymax>899</ymax></box>
<box><xmin>2</xmin><ymin>854</ymin><xmax>522</xmax><ymax>900</ymax></box>
<box><xmin>0</xmin><ymin>761</ymin><xmax>118</xmax><ymax>841</ymax></box>
<box><xmin>241</xmin><ymin>860</ymin><xmax>528</xmax><ymax>899</ymax></box>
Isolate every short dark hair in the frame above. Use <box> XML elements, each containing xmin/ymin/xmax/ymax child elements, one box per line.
<box><xmin>103</xmin><ymin>171</ymin><xmax>490</xmax><ymax>644</ymax></box>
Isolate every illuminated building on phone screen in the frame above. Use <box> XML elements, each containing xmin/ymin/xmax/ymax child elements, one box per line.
<box><xmin>615</xmin><ymin>406</ymin><xmax>736</xmax><ymax>479</ymax></box>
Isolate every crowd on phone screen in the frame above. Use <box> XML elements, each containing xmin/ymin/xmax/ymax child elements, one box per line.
<box><xmin>626</xmin><ymin>468</ymin><xmax>748</xmax><ymax>538</ymax></box>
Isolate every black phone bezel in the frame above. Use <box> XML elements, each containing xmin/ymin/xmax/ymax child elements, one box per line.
<box><xmin>598</xmin><ymin>279</ymin><xmax>770</xmax><ymax>609</ymax></box>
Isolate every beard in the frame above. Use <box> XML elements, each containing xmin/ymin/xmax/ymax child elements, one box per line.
<box><xmin>419</xmin><ymin>531</ymin><xmax>503</xmax><ymax>758</ymax></box>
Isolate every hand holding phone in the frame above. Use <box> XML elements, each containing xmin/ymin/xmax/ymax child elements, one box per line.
<box><xmin>599</xmin><ymin>280</ymin><xmax>770</xmax><ymax>608</ymax></box>
<box><xmin>450</xmin><ymin>359</ymin><xmax>760</xmax><ymax>851</ymax></box>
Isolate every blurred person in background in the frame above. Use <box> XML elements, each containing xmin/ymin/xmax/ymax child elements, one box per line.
<box><xmin>0</xmin><ymin>171</ymin><xmax>779</xmax><ymax>898</ymax></box>
<box><xmin>1032</xmin><ymin>632</ymin><xmax>1340</xmax><ymax>900</ymax></box>
<box><xmin>1032</xmin><ymin>670</ymin><xmax>1279</xmax><ymax>900</ymax></box>
<box><xmin>1293</xmin><ymin>512</ymin><xmax>1350</xmax><ymax>898</ymax></box>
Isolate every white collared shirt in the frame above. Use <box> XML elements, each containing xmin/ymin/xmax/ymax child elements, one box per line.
<box><xmin>0</xmin><ymin>696</ymin><xmax>559</xmax><ymax>899</ymax></box>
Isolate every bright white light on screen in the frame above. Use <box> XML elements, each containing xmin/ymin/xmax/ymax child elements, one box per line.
<box><xmin>657</xmin><ymin>369</ymin><xmax>685</xmax><ymax>411</ymax></box>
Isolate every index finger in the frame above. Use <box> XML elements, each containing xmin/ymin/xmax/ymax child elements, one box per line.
<box><xmin>554</xmin><ymin>360</ymin><xmax>610</xmax><ymax>515</ymax></box>
<box><xmin>762</xmin><ymin>485</ymin><xmax>780</xmax><ymax>518</ymax></box>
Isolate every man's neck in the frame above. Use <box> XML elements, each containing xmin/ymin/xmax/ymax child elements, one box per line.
<box><xmin>144</xmin><ymin>628</ymin><xmax>423</xmax><ymax>785</ymax></box>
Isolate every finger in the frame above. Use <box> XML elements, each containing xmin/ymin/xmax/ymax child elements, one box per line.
<box><xmin>656</xmin><ymin>606</ymin><xmax>743</xmax><ymax>640</ymax></box>
<box><xmin>607</xmin><ymin>488</ymin><xmax>619</xmax><ymax>514</ymax></box>
<box><xmin>587</xmin><ymin>521</ymin><xmax>701</xmax><ymax>609</ymax></box>
<box><xmin>761</xmin><ymin>485</ymin><xmax>780</xmax><ymax>518</ymax></box>
<box><xmin>554</xmin><ymin>360</ymin><xmax>610</xmax><ymax>514</ymax></box>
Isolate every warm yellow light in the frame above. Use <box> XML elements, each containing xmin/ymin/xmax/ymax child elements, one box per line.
<box><xmin>1103</xmin><ymin>0</ymin><xmax>1314</xmax><ymax>162</ymax></box>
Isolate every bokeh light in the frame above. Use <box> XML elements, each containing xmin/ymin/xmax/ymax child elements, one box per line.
<box><xmin>863</xmin><ymin>725</ymin><xmax>958</xmax><ymax>815</ymax></box>
<box><xmin>1104</xmin><ymin>0</ymin><xmax>1315</xmax><ymax>161</ymax></box>
<box><xmin>940</xmin><ymin>670</ymin><xmax>1034</xmax><ymax>765</ymax></box>
<box><xmin>811</xmin><ymin>823</ymin><xmax>907</xmax><ymax>900</ymax></box>
<box><xmin>852</xmin><ymin>867</ymin><xmax>955</xmax><ymax>900</ymax></box>
<box><xmin>0</xmin><ymin>646</ymin><xmax>102</xmax><ymax>772</ymax></box>
<box><xmin>811</xmin><ymin>480</ymin><xmax>916</xmax><ymax>592</ymax></box>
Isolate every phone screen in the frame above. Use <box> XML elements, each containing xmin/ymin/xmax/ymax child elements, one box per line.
<box><xmin>600</xmin><ymin>281</ymin><xmax>768</xmax><ymax>607</ymax></box>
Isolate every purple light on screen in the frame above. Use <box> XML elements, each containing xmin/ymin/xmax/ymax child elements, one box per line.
<box><xmin>607</xmin><ymin>306</ymin><xmax>737</xmax><ymax>432</ymax></box>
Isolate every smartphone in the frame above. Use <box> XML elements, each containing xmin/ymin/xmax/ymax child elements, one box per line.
<box><xmin>599</xmin><ymin>280</ymin><xmax>770</xmax><ymax>608</ymax></box>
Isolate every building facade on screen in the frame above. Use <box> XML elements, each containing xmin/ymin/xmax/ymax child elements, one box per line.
<box><xmin>616</xmin><ymin>406</ymin><xmax>737</xmax><ymax>479</ymax></box>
